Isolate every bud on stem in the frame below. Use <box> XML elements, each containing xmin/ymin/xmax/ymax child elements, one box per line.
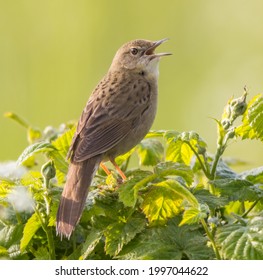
<box><xmin>41</xmin><ymin>160</ymin><xmax>56</xmax><ymax>188</ymax></box>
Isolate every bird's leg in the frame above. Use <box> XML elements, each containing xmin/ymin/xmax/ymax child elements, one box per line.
<box><xmin>100</xmin><ymin>162</ymin><xmax>111</xmax><ymax>176</ymax></box>
<box><xmin>110</xmin><ymin>159</ymin><xmax>127</xmax><ymax>181</ymax></box>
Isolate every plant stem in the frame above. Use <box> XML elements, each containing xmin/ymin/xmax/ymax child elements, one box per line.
<box><xmin>200</xmin><ymin>218</ymin><xmax>221</xmax><ymax>260</ymax></box>
<box><xmin>210</xmin><ymin>146</ymin><xmax>224</xmax><ymax>179</ymax></box>
<box><xmin>14</xmin><ymin>209</ymin><xmax>22</xmax><ymax>224</ymax></box>
<box><xmin>45</xmin><ymin>225</ymin><xmax>56</xmax><ymax>260</ymax></box>
<box><xmin>35</xmin><ymin>208</ymin><xmax>56</xmax><ymax>260</ymax></box>
<box><xmin>242</xmin><ymin>199</ymin><xmax>260</xmax><ymax>218</ymax></box>
<box><xmin>186</xmin><ymin>142</ymin><xmax>210</xmax><ymax>178</ymax></box>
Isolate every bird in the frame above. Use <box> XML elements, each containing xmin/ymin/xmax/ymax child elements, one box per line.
<box><xmin>56</xmin><ymin>38</ymin><xmax>171</xmax><ymax>239</ymax></box>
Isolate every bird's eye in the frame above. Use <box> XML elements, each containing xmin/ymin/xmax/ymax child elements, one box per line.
<box><xmin>130</xmin><ymin>48</ymin><xmax>139</xmax><ymax>55</ymax></box>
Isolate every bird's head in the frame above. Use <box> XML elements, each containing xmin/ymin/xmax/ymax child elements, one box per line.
<box><xmin>110</xmin><ymin>38</ymin><xmax>171</xmax><ymax>78</ymax></box>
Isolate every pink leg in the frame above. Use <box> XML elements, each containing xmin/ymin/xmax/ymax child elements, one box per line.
<box><xmin>110</xmin><ymin>159</ymin><xmax>127</xmax><ymax>181</ymax></box>
<box><xmin>100</xmin><ymin>162</ymin><xmax>111</xmax><ymax>176</ymax></box>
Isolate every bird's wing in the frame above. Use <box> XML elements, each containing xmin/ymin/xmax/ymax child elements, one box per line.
<box><xmin>69</xmin><ymin>73</ymin><xmax>151</xmax><ymax>162</ymax></box>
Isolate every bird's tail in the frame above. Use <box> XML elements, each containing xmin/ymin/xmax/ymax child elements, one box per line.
<box><xmin>56</xmin><ymin>156</ymin><xmax>101</xmax><ymax>239</ymax></box>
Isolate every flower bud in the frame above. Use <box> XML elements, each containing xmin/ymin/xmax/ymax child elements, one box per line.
<box><xmin>230</xmin><ymin>92</ymin><xmax>247</xmax><ymax>120</ymax></box>
<box><xmin>41</xmin><ymin>160</ymin><xmax>56</xmax><ymax>183</ymax></box>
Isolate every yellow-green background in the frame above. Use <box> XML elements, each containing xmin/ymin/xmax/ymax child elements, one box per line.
<box><xmin>1</xmin><ymin>0</ymin><xmax>263</xmax><ymax>169</ymax></box>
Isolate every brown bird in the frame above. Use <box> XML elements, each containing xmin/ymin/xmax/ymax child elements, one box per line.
<box><xmin>56</xmin><ymin>38</ymin><xmax>171</xmax><ymax>238</ymax></box>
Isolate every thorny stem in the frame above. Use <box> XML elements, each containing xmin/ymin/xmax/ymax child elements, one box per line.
<box><xmin>201</xmin><ymin>218</ymin><xmax>221</xmax><ymax>260</ymax></box>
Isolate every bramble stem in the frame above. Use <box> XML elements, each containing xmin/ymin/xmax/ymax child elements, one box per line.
<box><xmin>201</xmin><ymin>218</ymin><xmax>221</xmax><ymax>260</ymax></box>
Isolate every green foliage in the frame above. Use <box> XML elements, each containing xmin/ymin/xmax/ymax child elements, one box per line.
<box><xmin>20</xmin><ymin>212</ymin><xmax>42</xmax><ymax>252</ymax></box>
<box><xmin>117</xmin><ymin>217</ymin><xmax>214</xmax><ymax>260</ymax></box>
<box><xmin>216</xmin><ymin>214</ymin><xmax>263</xmax><ymax>259</ymax></box>
<box><xmin>137</xmin><ymin>138</ymin><xmax>164</xmax><ymax>166</ymax></box>
<box><xmin>142</xmin><ymin>180</ymin><xmax>183</xmax><ymax>225</ymax></box>
<box><xmin>1</xmin><ymin>90</ymin><xmax>263</xmax><ymax>259</ymax></box>
<box><xmin>236</xmin><ymin>94</ymin><xmax>263</xmax><ymax>140</ymax></box>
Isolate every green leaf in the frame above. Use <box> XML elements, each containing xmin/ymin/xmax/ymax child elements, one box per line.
<box><xmin>80</xmin><ymin>229</ymin><xmax>103</xmax><ymax>259</ymax></box>
<box><xmin>141</xmin><ymin>179</ymin><xmax>199</xmax><ymax>226</ymax></box>
<box><xmin>215</xmin><ymin>159</ymin><xmax>238</xmax><ymax>179</ymax></box>
<box><xmin>246</xmin><ymin>94</ymin><xmax>263</xmax><ymax>141</ymax></box>
<box><xmin>115</xmin><ymin>148</ymin><xmax>135</xmax><ymax>166</ymax></box>
<box><xmin>0</xmin><ymin>245</ymin><xmax>8</xmax><ymax>258</ymax></box>
<box><xmin>194</xmin><ymin>189</ymin><xmax>229</xmax><ymax>209</ymax></box>
<box><xmin>33</xmin><ymin>246</ymin><xmax>50</xmax><ymax>260</ymax></box>
<box><xmin>27</xmin><ymin>127</ymin><xmax>42</xmax><ymax>143</ymax></box>
<box><xmin>48</xmin><ymin>201</ymin><xmax>59</xmax><ymax>227</ymax></box>
<box><xmin>163</xmin><ymin>130</ymin><xmax>180</xmax><ymax>142</ymax></box>
<box><xmin>17</xmin><ymin>142</ymin><xmax>56</xmax><ymax>166</ymax></box>
<box><xmin>160</xmin><ymin>179</ymin><xmax>199</xmax><ymax>207</ymax></box>
<box><xmin>47</xmin><ymin>127</ymin><xmax>75</xmax><ymax>183</ymax></box>
<box><xmin>211</xmin><ymin>178</ymin><xmax>263</xmax><ymax>202</ymax></box>
<box><xmin>20</xmin><ymin>171</ymin><xmax>42</xmax><ymax>187</ymax></box>
<box><xmin>215</xmin><ymin>118</ymin><xmax>226</xmax><ymax>140</ymax></box>
<box><xmin>0</xmin><ymin>225</ymin><xmax>24</xmax><ymax>249</ymax></box>
<box><xmin>118</xmin><ymin>217</ymin><xmax>214</xmax><ymax>260</ymax></box>
<box><xmin>179</xmin><ymin>205</ymin><xmax>208</xmax><ymax>226</ymax></box>
<box><xmin>8</xmin><ymin>244</ymin><xmax>22</xmax><ymax>259</ymax></box>
<box><xmin>165</xmin><ymin>131</ymin><xmax>207</xmax><ymax>166</ymax></box>
<box><xmin>48</xmin><ymin>150</ymin><xmax>68</xmax><ymax>184</ymax></box>
<box><xmin>142</xmin><ymin>182</ymin><xmax>182</xmax><ymax>225</ymax></box>
<box><xmin>236</xmin><ymin>94</ymin><xmax>263</xmax><ymax>140</ymax></box>
<box><xmin>136</xmin><ymin>138</ymin><xmax>164</xmax><ymax>166</ymax></box>
<box><xmin>104</xmin><ymin>213</ymin><xmax>146</xmax><ymax>256</ymax></box>
<box><xmin>240</xmin><ymin>166</ymin><xmax>263</xmax><ymax>184</ymax></box>
<box><xmin>118</xmin><ymin>170</ymin><xmax>153</xmax><ymax>207</ymax></box>
<box><xmin>51</xmin><ymin>126</ymin><xmax>76</xmax><ymax>159</ymax></box>
<box><xmin>166</xmin><ymin>138</ymin><xmax>193</xmax><ymax>165</ymax></box>
<box><xmin>20</xmin><ymin>212</ymin><xmax>42</xmax><ymax>252</ymax></box>
<box><xmin>145</xmin><ymin>130</ymin><xmax>166</xmax><ymax>138</ymax></box>
<box><xmin>154</xmin><ymin>161</ymin><xmax>194</xmax><ymax>186</ymax></box>
<box><xmin>0</xmin><ymin>177</ymin><xmax>15</xmax><ymax>199</ymax></box>
<box><xmin>92</xmin><ymin>193</ymin><xmax>125</xmax><ymax>223</ymax></box>
<box><xmin>223</xmin><ymin>201</ymin><xmax>249</xmax><ymax>217</ymax></box>
<box><xmin>216</xmin><ymin>215</ymin><xmax>263</xmax><ymax>259</ymax></box>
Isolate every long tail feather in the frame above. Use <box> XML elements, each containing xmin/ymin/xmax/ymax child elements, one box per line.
<box><xmin>56</xmin><ymin>156</ymin><xmax>101</xmax><ymax>239</ymax></box>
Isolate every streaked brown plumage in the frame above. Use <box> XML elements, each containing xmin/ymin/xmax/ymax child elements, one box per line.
<box><xmin>56</xmin><ymin>38</ymin><xmax>171</xmax><ymax>238</ymax></box>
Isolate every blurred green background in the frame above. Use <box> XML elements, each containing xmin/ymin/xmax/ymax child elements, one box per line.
<box><xmin>1</xmin><ymin>0</ymin><xmax>263</xmax><ymax>169</ymax></box>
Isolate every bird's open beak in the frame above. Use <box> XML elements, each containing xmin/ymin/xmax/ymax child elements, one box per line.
<box><xmin>145</xmin><ymin>38</ymin><xmax>172</xmax><ymax>58</ymax></box>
